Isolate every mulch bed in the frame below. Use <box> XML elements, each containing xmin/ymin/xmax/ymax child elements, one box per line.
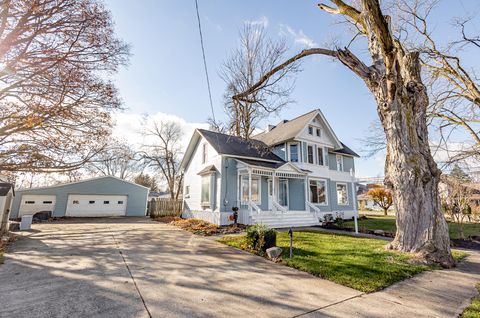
<box><xmin>154</xmin><ymin>217</ymin><xmax>247</xmax><ymax>236</ymax></box>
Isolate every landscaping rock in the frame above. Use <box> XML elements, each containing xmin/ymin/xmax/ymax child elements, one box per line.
<box><xmin>374</xmin><ymin>230</ymin><xmax>385</xmax><ymax>236</ymax></box>
<box><xmin>266</xmin><ymin>247</ymin><xmax>283</xmax><ymax>261</ymax></box>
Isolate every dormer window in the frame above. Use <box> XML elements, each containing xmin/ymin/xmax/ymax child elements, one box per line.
<box><xmin>308</xmin><ymin>126</ymin><xmax>313</xmax><ymax>135</ymax></box>
<box><xmin>202</xmin><ymin>143</ymin><xmax>208</xmax><ymax>164</ymax></box>
<box><xmin>289</xmin><ymin>143</ymin><xmax>299</xmax><ymax>162</ymax></box>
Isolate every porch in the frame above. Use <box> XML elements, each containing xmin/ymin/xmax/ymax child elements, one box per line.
<box><xmin>236</xmin><ymin>160</ymin><xmax>326</xmax><ymax>227</ymax></box>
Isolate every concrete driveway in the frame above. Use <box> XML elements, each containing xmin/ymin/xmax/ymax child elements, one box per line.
<box><xmin>0</xmin><ymin>218</ymin><xmax>361</xmax><ymax>318</ymax></box>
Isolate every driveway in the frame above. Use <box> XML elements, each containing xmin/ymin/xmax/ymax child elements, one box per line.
<box><xmin>0</xmin><ymin>218</ymin><xmax>361</xmax><ymax>318</ymax></box>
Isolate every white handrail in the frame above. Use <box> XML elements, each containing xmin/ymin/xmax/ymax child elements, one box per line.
<box><xmin>272</xmin><ymin>201</ymin><xmax>287</xmax><ymax>213</ymax></box>
<box><xmin>248</xmin><ymin>201</ymin><xmax>262</xmax><ymax>214</ymax></box>
<box><xmin>305</xmin><ymin>201</ymin><xmax>320</xmax><ymax>213</ymax></box>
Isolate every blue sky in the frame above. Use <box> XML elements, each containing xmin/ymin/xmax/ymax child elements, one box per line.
<box><xmin>103</xmin><ymin>0</ymin><xmax>479</xmax><ymax>177</ymax></box>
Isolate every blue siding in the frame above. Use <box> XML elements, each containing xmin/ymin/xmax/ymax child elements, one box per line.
<box><xmin>343</xmin><ymin>156</ymin><xmax>355</xmax><ymax>173</ymax></box>
<box><xmin>328</xmin><ymin>152</ymin><xmax>337</xmax><ymax>170</ymax></box>
<box><xmin>11</xmin><ymin>176</ymin><xmax>148</xmax><ymax>218</ymax></box>
<box><xmin>220</xmin><ymin>157</ymin><xmax>238</xmax><ymax>212</ymax></box>
<box><xmin>329</xmin><ymin>180</ymin><xmax>354</xmax><ymax>211</ymax></box>
<box><xmin>288</xmin><ymin>179</ymin><xmax>305</xmax><ymax>210</ymax></box>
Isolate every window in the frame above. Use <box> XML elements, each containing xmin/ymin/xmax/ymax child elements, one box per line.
<box><xmin>316</xmin><ymin>128</ymin><xmax>321</xmax><ymax>137</ymax></box>
<box><xmin>278</xmin><ymin>179</ymin><xmax>288</xmax><ymax>206</ymax></box>
<box><xmin>241</xmin><ymin>176</ymin><xmax>261</xmax><ymax>204</ymax></box>
<box><xmin>317</xmin><ymin>148</ymin><xmax>324</xmax><ymax>165</ymax></box>
<box><xmin>201</xmin><ymin>176</ymin><xmax>210</xmax><ymax>206</ymax></box>
<box><xmin>309</xmin><ymin>179</ymin><xmax>327</xmax><ymax>205</ymax></box>
<box><xmin>336</xmin><ymin>155</ymin><xmax>344</xmax><ymax>171</ymax></box>
<box><xmin>308</xmin><ymin>126</ymin><xmax>313</xmax><ymax>135</ymax></box>
<box><xmin>73</xmin><ymin>200</ymin><xmax>79</xmax><ymax>204</ymax></box>
<box><xmin>336</xmin><ymin>183</ymin><xmax>348</xmax><ymax>205</ymax></box>
<box><xmin>202</xmin><ymin>143</ymin><xmax>208</xmax><ymax>164</ymax></box>
<box><xmin>307</xmin><ymin>145</ymin><xmax>314</xmax><ymax>164</ymax></box>
<box><xmin>117</xmin><ymin>201</ymin><xmax>124</xmax><ymax>204</ymax></box>
<box><xmin>42</xmin><ymin>201</ymin><xmax>53</xmax><ymax>204</ymax></box>
<box><xmin>25</xmin><ymin>201</ymin><xmax>35</xmax><ymax>204</ymax></box>
<box><xmin>89</xmin><ymin>200</ymin><xmax>95</xmax><ymax>204</ymax></box>
<box><xmin>289</xmin><ymin>143</ymin><xmax>299</xmax><ymax>162</ymax></box>
<box><xmin>104</xmin><ymin>201</ymin><xmax>110</xmax><ymax>204</ymax></box>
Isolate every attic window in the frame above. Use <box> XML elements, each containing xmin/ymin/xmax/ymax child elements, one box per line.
<box><xmin>308</xmin><ymin>126</ymin><xmax>313</xmax><ymax>135</ymax></box>
<box><xmin>316</xmin><ymin>128</ymin><xmax>321</xmax><ymax>137</ymax></box>
<box><xmin>202</xmin><ymin>143</ymin><xmax>208</xmax><ymax>164</ymax></box>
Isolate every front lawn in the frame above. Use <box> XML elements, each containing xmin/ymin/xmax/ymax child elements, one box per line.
<box><xmin>344</xmin><ymin>215</ymin><xmax>480</xmax><ymax>239</ymax></box>
<box><xmin>218</xmin><ymin>231</ymin><xmax>466</xmax><ymax>293</ymax></box>
<box><xmin>0</xmin><ymin>249</ymin><xmax>4</xmax><ymax>264</ymax></box>
<box><xmin>461</xmin><ymin>283</ymin><xmax>480</xmax><ymax>318</ymax></box>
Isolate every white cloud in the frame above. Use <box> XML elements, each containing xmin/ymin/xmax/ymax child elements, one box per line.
<box><xmin>245</xmin><ymin>16</ymin><xmax>269</xmax><ymax>28</ymax></box>
<box><xmin>112</xmin><ymin>111</ymin><xmax>209</xmax><ymax>152</ymax></box>
<box><xmin>279</xmin><ymin>24</ymin><xmax>317</xmax><ymax>48</ymax></box>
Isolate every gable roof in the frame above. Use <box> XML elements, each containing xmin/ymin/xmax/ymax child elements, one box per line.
<box><xmin>254</xmin><ymin>109</ymin><xmax>359</xmax><ymax>157</ymax></box>
<box><xmin>0</xmin><ymin>183</ymin><xmax>14</xmax><ymax>196</ymax></box>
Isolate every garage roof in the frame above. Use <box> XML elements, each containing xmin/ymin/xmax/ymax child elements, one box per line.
<box><xmin>0</xmin><ymin>183</ymin><xmax>14</xmax><ymax>196</ymax></box>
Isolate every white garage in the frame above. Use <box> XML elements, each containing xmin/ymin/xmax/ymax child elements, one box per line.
<box><xmin>66</xmin><ymin>195</ymin><xmax>128</xmax><ymax>217</ymax></box>
<box><xmin>18</xmin><ymin>195</ymin><xmax>56</xmax><ymax>217</ymax></box>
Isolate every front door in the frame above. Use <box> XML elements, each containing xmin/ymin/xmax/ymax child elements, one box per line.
<box><xmin>278</xmin><ymin>179</ymin><xmax>289</xmax><ymax>208</ymax></box>
<box><xmin>267</xmin><ymin>179</ymin><xmax>274</xmax><ymax>210</ymax></box>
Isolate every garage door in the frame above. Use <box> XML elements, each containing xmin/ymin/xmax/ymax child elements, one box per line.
<box><xmin>19</xmin><ymin>195</ymin><xmax>56</xmax><ymax>217</ymax></box>
<box><xmin>65</xmin><ymin>195</ymin><xmax>127</xmax><ymax>217</ymax></box>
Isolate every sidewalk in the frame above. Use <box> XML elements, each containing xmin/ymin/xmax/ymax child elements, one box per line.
<box><xmin>302</xmin><ymin>250</ymin><xmax>480</xmax><ymax>317</ymax></box>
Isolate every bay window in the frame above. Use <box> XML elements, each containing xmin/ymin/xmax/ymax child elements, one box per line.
<box><xmin>309</xmin><ymin>179</ymin><xmax>327</xmax><ymax>205</ymax></box>
<box><xmin>201</xmin><ymin>176</ymin><xmax>210</xmax><ymax>206</ymax></box>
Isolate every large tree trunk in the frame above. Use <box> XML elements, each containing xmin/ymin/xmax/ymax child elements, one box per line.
<box><xmin>371</xmin><ymin>52</ymin><xmax>454</xmax><ymax>267</ymax></box>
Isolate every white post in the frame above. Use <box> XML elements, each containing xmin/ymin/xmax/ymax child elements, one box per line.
<box><xmin>248</xmin><ymin>169</ymin><xmax>252</xmax><ymax>214</ymax></box>
<box><xmin>304</xmin><ymin>175</ymin><xmax>309</xmax><ymax>212</ymax></box>
<box><xmin>350</xmin><ymin>168</ymin><xmax>359</xmax><ymax>234</ymax></box>
<box><xmin>272</xmin><ymin>172</ymin><xmax>276</xmax><ymax>212</ymax></box>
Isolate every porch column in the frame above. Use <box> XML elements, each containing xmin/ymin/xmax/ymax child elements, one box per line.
<box><xmin>350</xmin><ymin>168</ymin><xmax>359</xmax><ymax>234</ymax></box>
<box><xmin>304</xmin><ymin>175</ymin><xmax>309</xmax><ymax>211</ymax></box>
<box><xmin>237</xmin><ymin>170</ymin><xmax>240</xmax><ymax>206</ymax></box>
<box><xmin>248</xmin><ymin>169</ymin><xmax>252</xmax><ymax>210</ymax></box>
<box><xmin>272</xmin><ymin>172</ymin><xmax>276</xmax><ymax>200</ymax></box>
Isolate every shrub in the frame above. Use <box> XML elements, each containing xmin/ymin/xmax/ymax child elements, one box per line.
<box><xmin>246</xmin><ymin>224</ymin><xmax>276</xmax><ymax>254</ymax></box>
<box><xmin>335</xmin><ymin>217</ymin><xmax>344</xmax><ymax>228</ymax></box>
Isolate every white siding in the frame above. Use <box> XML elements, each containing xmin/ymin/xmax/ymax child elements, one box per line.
<box><xmin>182</xmin><ymin>137</ymin><xmax>223</xmax><ymax>224</ymax></box>
<box><xmin>18</xmin><ymin>195</ymin><xmax>56</xmax><ymax>217</ymax></box>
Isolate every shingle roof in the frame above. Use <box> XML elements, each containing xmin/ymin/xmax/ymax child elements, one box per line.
<box><xmin>198</xmin><ymin>129</ymin><xmax>282</xmax><ymax>162</ymax></box>
<box><xmin>334</xmin><ymin>142</ymin><xmax>360</xmax><ymax>157</ymax></box>
<box><xmin>0</xmin><ymin>183</ymin><xmax>14</xmax><ymax>196</ymax></box>
<box><xmin>235</xmin><ymin>158</ymin><xmax>285</xmax><ymax>169</ymax></box>
<box><xmin>197</xmin><ymin>165</ymin><xmax>219</xmax><ymax>175</ymax></box>
<box><xmin>253</xmin><ymin>110</ymin><xmax>318</xmax><ymax>145</ymax></box>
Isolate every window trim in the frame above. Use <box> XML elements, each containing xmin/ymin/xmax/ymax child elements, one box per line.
<box><xmin>309</xmin><ymin>178</ymin><xmax>328</xmax><ymax>206</ymax></box>
<box><xmin>240</xmin><ymin>175</ymin><xmax>262</xmax><ymax>205</ymax></box>
<box><xmin>336</xmin><ymin>154</ymin><xmax>344</xmax><ymax>172</ymax></box>
<box><xmin>317</xmin><ymin>147</ymin><xmax>324</xmax><ymax>166</ymax></box>
<box><xmin>201</xmin><ymin>175</ymin><xmax>211</xmax><ymax>207</ymax></box>
<box><xmin>307</xmin><ymin>144</ymin><xmax>314</xmax><ymax>164</ymax></box>
<box><xmin>308</xmin><ymin>126</ymin><xmax>313</xmax><ymax>135</ymax></box>
<box><xmin>202</xmin><ymin>142</ymin><xmax>208</xmax><ymax>164</ymax></box>
<box><xmin>288</xmin><ymin>142</ymin><xmax>299</xmax><ymax>163</ymax></box>
<box><xmin>336</xmin><ymin>182</ymin><xmax>349</xmax><ymax>206</ymax></box>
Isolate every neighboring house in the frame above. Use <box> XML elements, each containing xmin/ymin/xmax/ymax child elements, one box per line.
<box><xmin>356</xmin><ymin>183</ymin><xmax>393</xmax><ymax>212</ymax></box>
<box><xmin>180</xmin><ymin>109</ymin><xmax>359</xmax><ymax>228</ymax></box>
<box><xmin>0</xmin><ymin>183</ymin><xmax>14</xmax><ymax>233</ymax></box>
<box><xmin>10</xmin><ymin>176</ymin><xmax>149</xmax><ymax>219</ymax></box>
<box><xmin>148</xmin><ymin>191</ymin><xmax>172</xmax><ymax>201</ymax></box>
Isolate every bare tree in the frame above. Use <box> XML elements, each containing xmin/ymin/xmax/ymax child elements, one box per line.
<box><xmin>233</xmin><ymin>0</ymin><xmax>455</xmax><ymax>266</ymax></box>
<box><xmin>220</xmin><ymin>23</ymin><xmax>298</xmax><ymax>139</ymax></box>
<box><xmin>142</xmin><ymin>120</ymin><xmax>184</xmax><ymax>200</ymax></box>
<box><xmin>440</xmin><ymin>175</ymin><xmax>473</xmax><ymax>239</ymax></box>
<box><xmin>86</xmin><ymin>140</ymin><xmax>144</xmax><ymax>180</ymax></box>
<box><xmin>0</xmin><ymin>0</ymin><xmax>130</xmax><ymax>173</ymax></box>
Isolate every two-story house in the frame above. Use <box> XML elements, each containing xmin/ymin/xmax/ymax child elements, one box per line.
<box><xmin>180</xmin><ymin>109</ymin><xmax>359</xmax><ymax>228</ymax></box>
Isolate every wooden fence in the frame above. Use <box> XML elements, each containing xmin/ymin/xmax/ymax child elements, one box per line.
<box><xmin>148</xmin><ymin>198</ymin><xmax>183</xmax><ymax>218</ymax></box>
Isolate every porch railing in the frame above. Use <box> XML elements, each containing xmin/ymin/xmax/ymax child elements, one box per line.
<box><xmin>248</xmin><ymin>201</ymin><xmax>262</xmax><ymax>214</ymax></box>
<box><xmin>305</xmin><ymin>201</ymin><xmax>321</xmax><ymax>214</ymax></box>
<box><xmin>272</xmin><ymin>201</ymin><xmax>287</xmax><ymax>213</ymax></box>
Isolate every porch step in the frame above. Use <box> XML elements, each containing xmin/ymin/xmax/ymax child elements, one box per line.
<box><xmin>251</xmin><ymin>211</ymin><xmax>320</xmax><ymax>229</ymax></box>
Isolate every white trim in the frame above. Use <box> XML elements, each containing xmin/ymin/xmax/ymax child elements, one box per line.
<box><xmin>287</xmin><ymin>142</ymin><xmax>300</xmax><ymax>163</ymax></box>
<box><xmin>292</xmin><ymin>110</ymin><xmax>343</xmax><ymax>150</ymax></box>
<box><xmin>308</xmin><ymin>178</ymin><xmax>329</xmax><ymax>206</ymax></box>
<box><xmin>240</xmin><ymin>175</ymin><xmax>261</xmax><ymax>205</ymax></box>
<box><xmin>336</xmin><ymin>154</ymin><xmax>344</xmax><ymax>172</ymax></box>
<box><xmin>336</xmin><ymin>182</ymin><xmax>349</xmax><ymax>206</ymax></box>
<box><xmin>15</xmin><ymin>175</ymin><xmax>149</xmax><ymax>192</ymax></box>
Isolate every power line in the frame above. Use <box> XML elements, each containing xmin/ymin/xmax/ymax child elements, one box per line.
<box><xmin>194</xmin><ymin>0</ymin><xmax>216</xmax><ymax>123</ymax></box>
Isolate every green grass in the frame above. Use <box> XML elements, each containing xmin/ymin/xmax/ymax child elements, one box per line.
<box><xmin>461</xmin><ymin>283</ymin><xmax>480</xmax><ymax>318</ymax></box>
<box><xmin>218</xmin><ymin>231</ymin><xmax>466</xmax><ymax>293</ymax></box>
<box><xmin>0</xmin><ymin>249</ymin><xmax>4</xmax><ymax>264</ymax></box>
<box><xmin>344</xmin><ymin>215</ymin><xmax>480</xmax><ymax>239</ymax></box>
